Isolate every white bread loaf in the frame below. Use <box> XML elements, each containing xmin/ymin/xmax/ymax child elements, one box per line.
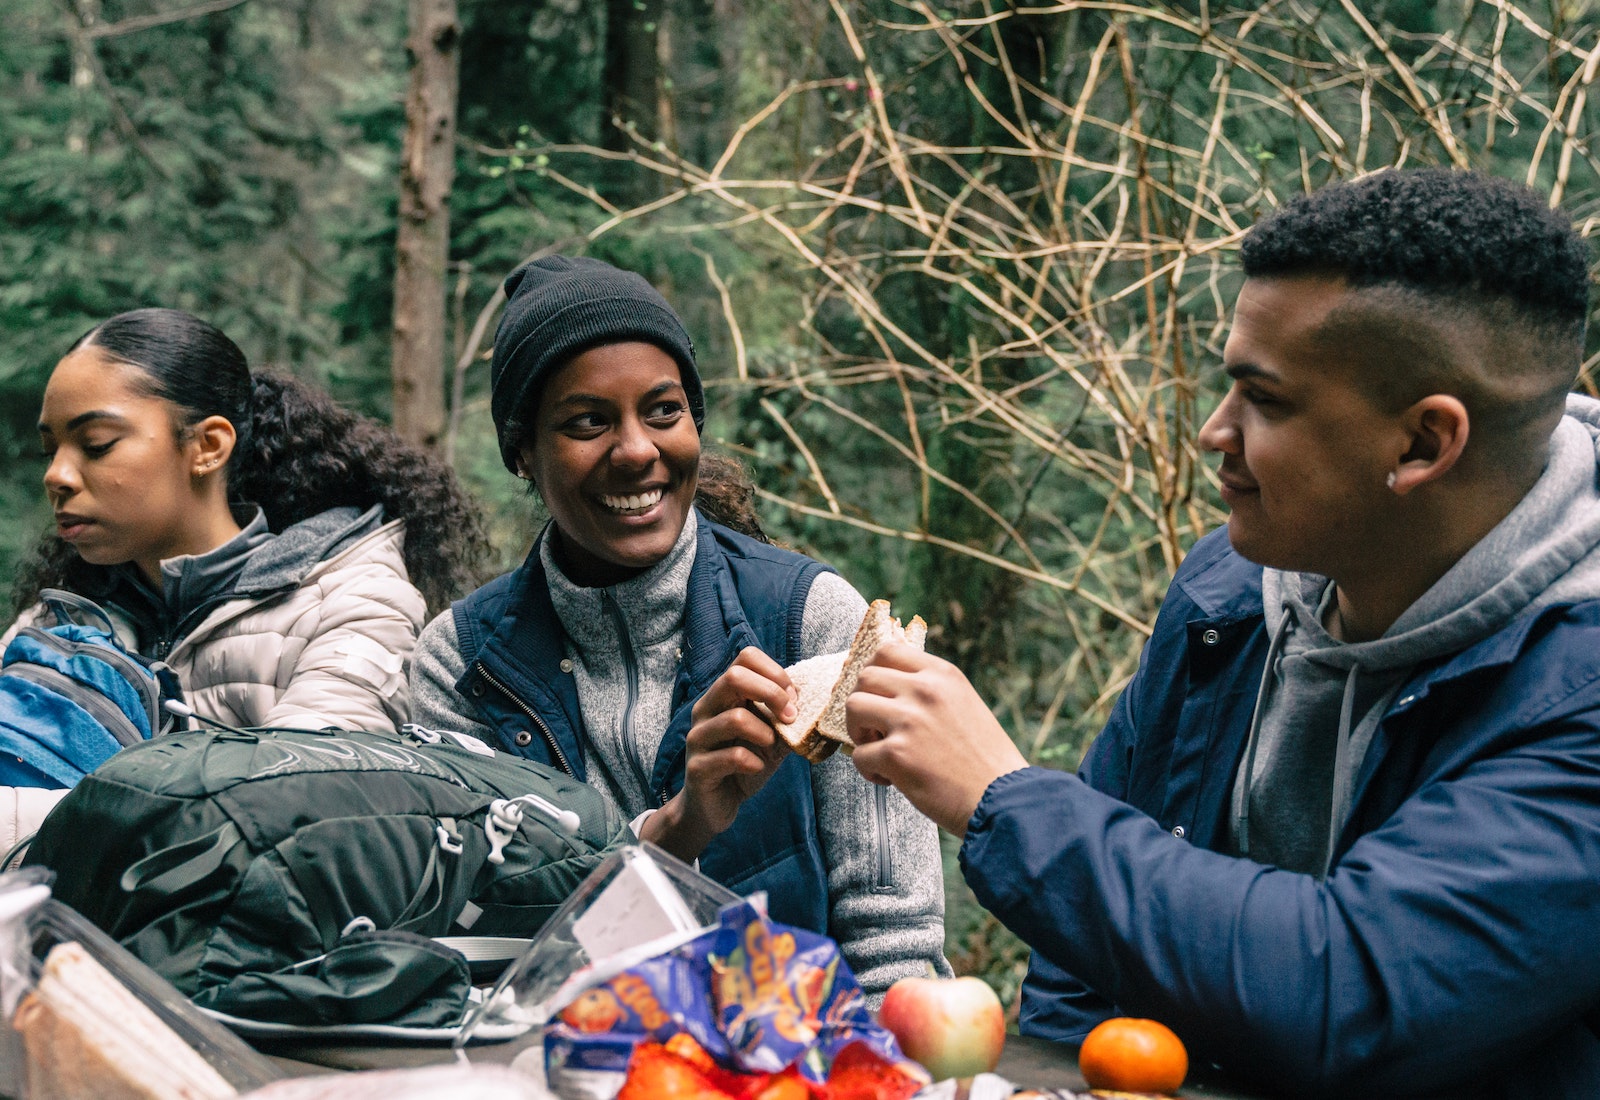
<box><xmin>773</xmin><ymin>600</ymin><xmax>927</xmax><ymax>763</ymax></box>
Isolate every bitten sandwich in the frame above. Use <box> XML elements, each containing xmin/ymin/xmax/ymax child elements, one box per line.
<box><xmin>773</xmin><ymin>600</ymin><xmax>926</xmax><ymax>763</ymax></box>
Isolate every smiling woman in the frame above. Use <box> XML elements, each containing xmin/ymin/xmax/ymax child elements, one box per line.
<box><xmin>408</xmin><ymin>255</ymin><xmax>952</xmax><ymax>1002</ymax></box>
<box><xmin>517</xmin><ymin>341</ymin><xmax>702</xmax><ymax>585</ymax></box>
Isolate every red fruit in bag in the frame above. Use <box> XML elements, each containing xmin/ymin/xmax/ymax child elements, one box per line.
<box><xmin>618</xmin><ymin>1042</ymin><xmax>732</xmax><ymax>1100</ymax></box>
<box><xmin>823</xmin><ymin>1042</ymin><xmax>924</xmax><ymax>1100</ymax></box>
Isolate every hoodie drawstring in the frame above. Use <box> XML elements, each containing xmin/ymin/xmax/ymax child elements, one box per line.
<box><xmin>1323</xmin><ymin>666</ymin><xmax>1362</xmax><ymax>877</ymax></box>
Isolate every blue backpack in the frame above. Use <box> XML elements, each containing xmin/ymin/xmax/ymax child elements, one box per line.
<box><xmin>0</xmin><ymin>590</ymin><xmax>184</xmax><ymax>789</ymax></box>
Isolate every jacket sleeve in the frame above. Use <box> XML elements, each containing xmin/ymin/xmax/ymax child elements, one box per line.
<box><xmin>1017</xmin><ymin>526</ymin><xmax>1251</xmax><ymax>1044</ymax></box>
<box><xmin>960</xmin><ymin>705</ymin><xmax>1600</xmax><ymax>1098</ymax></box>
<box><xmin>260</xmin><ymin>558</ymin><xmax>427</xmax><ymax>734</ymax></box>
<box><xmin>407</xmin><ymin>608</ymin><xmax>503</xmax><ymax>743</ymax></box>
<box><xmin>803</xmin><ymin>572</ymin><xmax>953</xmax><ymax>1004</ymax></box>
<box><xmin>0</xmin><ymin>604</ymin><xmax>45</xmax><ymax>649</ymax></box>
<box><xmin>1014</xmin><ymin>643</ymin><xmax>1143</xmax><ymax>1040</ymax></box>
<box><xmin>0</xmin><ymin>787</ymin><xmax>69</xmax><ymax>863</ymax></box>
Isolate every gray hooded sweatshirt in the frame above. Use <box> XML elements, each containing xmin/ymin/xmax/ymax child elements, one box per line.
<box><xmin>1231</xmin><ymin>394</ymin><xmax>1600</xmax><ymax>878</ymax></box>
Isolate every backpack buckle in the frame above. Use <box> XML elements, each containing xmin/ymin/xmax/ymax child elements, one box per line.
<box><xmin>435</xmin><ymin>819</ymin><xmax>463</xmax><ymax>855</ymax></box>
<box><xmin>402</xmin><ymin>723</ymin><xmax>443</xmax><ymax>744</ymax></box>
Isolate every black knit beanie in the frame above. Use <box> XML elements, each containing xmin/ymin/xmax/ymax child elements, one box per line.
<box><xmin>490</xmin><ymin>255</ymin><xmax>704</xmax><ymax>473</ymax></box>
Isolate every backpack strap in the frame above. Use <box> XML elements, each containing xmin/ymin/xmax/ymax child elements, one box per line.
<box><xmin>38</xmin><ymin>589</ymin><xmax>119</xmax><ymax>634</ymax></box>
<box><xmin>433</xmin><ymin>935</ymin><xmax>531</xmax><ymax>981</ymax></box>
<box><xmin>0</xmin><ymin>832</ymin><xmax>35</xmax><ymax>872</ymax></box>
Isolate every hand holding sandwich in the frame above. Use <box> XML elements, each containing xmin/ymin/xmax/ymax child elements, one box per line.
<box><xmin>640</xmin><ymin>645</ymin><xmax>796</xmax><ymax>862</ymax></box>
<box><xmin>846</xmin><ymin>644</ymin><xmax>1028</xmax><ymax>837</ymax></box>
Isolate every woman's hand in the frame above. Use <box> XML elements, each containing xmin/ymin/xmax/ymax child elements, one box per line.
<box><xmin>639</xmin><ymin>646</ymin><xmax>795</xmax><ymax>862</ymax></box>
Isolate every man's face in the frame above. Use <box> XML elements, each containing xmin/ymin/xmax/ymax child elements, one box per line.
<box><xmin>1199</xmin><ymin>275</ymin><xmax>1408</xmax><ymax>580</ymax></box>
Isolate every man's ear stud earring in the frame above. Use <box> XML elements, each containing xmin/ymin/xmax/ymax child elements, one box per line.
<box><xmin>1386</xmin><ymin>471</ymin><xmax>1398</xmax><ymax>489</ymax></box>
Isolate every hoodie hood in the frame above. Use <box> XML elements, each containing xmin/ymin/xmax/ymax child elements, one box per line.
<box><xmin>1264</xmin><ymin>393</ymin><xmax>1600</xmax><ymax>665</ymax></box>
<box><xmin>232</xmin><ymin>504</ymin><xmax>386</xmax><ymax>595</ymax></box>
<box><xmin>1235</xmin><ymin>394</ymin><xmax>1600</xmax><ymax>877</ymax></box>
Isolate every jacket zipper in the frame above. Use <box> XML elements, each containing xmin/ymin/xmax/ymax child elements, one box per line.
<box><xmin>472</xmin><ymin>662</ymin><xmax>574</xmax><ymax>777</ymax></box>
<box><xmin>20</xmin><ymin>626</ymin><xmax>161</xmax><ymax>736</ymax></box>
<box><xmin>872</xmin><ymin>785</ymin><xmax>894</xmax><ymax>890</ymax></box>
<box><xmin>600</xmin><ymin>591</ymin><xmax>653</xmax><ymax>801</ymax></box>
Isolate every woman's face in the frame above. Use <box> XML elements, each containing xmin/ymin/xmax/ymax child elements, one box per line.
<box><xmin>518</xmin><ymin>341</ymin><xmax>700</xmax><ymax>587</ymax></box>
<box><xmin>38</xmin><ymin>347</ymin><xmax>215</xmax><ymax>578</ymax></box>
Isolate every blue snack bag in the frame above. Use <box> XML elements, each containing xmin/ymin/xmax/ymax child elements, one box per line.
<box><xmin>544</xmin><ymin>900</ymin><xmax>919</xmax><ymax>1089</ymax></box>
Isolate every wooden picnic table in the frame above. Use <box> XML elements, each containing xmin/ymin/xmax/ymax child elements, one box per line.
<box><xmin>257</xmin><ymin>1031</ymin><xmax>1265</xmax><ymax>1098</ymax></box>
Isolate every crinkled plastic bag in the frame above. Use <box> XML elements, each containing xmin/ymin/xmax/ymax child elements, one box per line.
<box><xmin>543</xmin><ymin>899</ymin><xmax>924</xmax><ymax>1096</ymax></box>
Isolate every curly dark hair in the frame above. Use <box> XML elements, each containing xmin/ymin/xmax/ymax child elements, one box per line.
<box><xmin>13</xmin><ymin>309</ymin><xmax>489</xmax><ymax>615</ymax></box>
<box><xmin>1240</xmin><ymin>168</ymin><xmax>1591</xmax><ymax>329</ymax></box>
<box><xmin>694</xmin><ymin>451</ymin><xmax>769</xmax><ymax>543</ymax></box>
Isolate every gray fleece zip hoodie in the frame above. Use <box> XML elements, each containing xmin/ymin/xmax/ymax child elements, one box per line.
<box><xmin>1232</xmin><ymin>394</ymin><xmax>1600</xmax><ymax>877</ymax></box>
<box><xmin>409</xmin><ymin>510</ymin><xmax>952</xmax><ymax>1000</ymax></box>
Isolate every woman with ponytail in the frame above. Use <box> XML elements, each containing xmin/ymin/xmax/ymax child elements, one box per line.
<box><xmin>5</xmin><ymin>308</ymin><xmax>488</xmax><ymax>747</ymax></box>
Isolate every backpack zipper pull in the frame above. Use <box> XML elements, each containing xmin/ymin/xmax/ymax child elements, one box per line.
<box><xmin>484</xmin><ymin>799</ymin><xmax>523</xmax><ymax>865</ymax></box>
<box><xmin>485</xmin><ymin>794</ymin><xmax>583</xmax><ymax>866</ymax></box>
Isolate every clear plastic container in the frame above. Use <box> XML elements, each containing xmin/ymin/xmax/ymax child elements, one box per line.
<box><xmin>454</xmin><ymin>843</ymin><xmax>741</xmax><ymax>1053</ymax></box>
<box><xmin>10</xmin><ymin>887</ymin><xmax>283</xmax><ymax>1096</ymax></box>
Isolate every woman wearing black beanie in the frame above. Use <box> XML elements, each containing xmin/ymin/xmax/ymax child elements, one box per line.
<box><xmin>410</xmin><ymin>255</ymin><xmax>950</xmax><ymax>1003</ymax></box>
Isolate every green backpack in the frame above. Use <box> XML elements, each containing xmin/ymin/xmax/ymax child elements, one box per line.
<box><xmin>25</xmin><ymin>726</ymin><xmax>628</xmax><ymax>1032</ymax></box>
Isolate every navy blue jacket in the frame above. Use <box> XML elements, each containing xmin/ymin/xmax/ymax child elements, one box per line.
<box><xmin>451</xmin><ymin>516</ymin><xmax>834</xmax><ymax>932</ymax></box>
<box><xmin>961</xmin><ymin>528</ymin><xmax>1600</xmax><ymax>1098</ymax></box>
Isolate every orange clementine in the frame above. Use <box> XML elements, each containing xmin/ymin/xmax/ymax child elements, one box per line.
<box><xmin>1077</xmin><ymin>1017</ymin><xmax>1188</xmax><ymax>1095</ymax></box>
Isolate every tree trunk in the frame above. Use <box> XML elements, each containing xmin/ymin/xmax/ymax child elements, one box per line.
<box><xmin>391</xmin><ymin>0</ymin><xmax>459</xmax><ymax>450</ymax></box>
<box><xmin>602</xmin><ymin>0</ymin><xmax>662</xmax><ymax>202</ymax></box>
<box><xmin>66</xmin><ymin>0</ymin><xmax>101</xmax><ymax>154</ymax></box>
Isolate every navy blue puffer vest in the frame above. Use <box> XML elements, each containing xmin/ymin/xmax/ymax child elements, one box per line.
<box><xmin>450</xmin><ymin>516</ymin><xmax>833</xmax><ymax>931</ymax></box>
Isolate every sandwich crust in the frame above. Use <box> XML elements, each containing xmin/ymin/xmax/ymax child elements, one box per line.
<box><xmin>772</xmin><ymin>600</ymin><xmax>927</xmax><ymax>763</ymax></box>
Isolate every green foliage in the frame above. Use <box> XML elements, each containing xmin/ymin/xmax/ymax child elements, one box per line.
<box><xmin>4</xmin><ymin>0</ymin><xmax>1599</xmax><ymax>1015</ymax></box>
<box><xmin>485</xmin><ymin>0</ymin><xmax>1600</xmax><ymax>996</ymax></box>
<box><xmin>0</xmin><ymin>0</ymin><xmax>410</xmax><ymax>606</ymax></box>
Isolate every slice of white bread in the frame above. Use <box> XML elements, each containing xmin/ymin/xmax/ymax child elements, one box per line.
<box><xmin>773</xmin><ymin>600</ymin><xmax>927</xmax><ymax>763</ymax></box>
<box><xmin>13</xmin><ymin>941</ymin><xmax>238</xmax><ymax>1100</ymax></box>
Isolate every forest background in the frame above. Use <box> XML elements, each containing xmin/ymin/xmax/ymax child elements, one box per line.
<box><xmin>2</xmin><ymin>0</ymin><xmax>1598</xmax><ymax>1015</ymax></box>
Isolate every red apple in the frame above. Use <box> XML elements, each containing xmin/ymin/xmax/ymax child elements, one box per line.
<box><xmin>878</xmin><ymin>975</ymin><xmax>1005</xmax><ymax>1081</ymax></box>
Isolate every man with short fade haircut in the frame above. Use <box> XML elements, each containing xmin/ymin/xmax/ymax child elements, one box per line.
<box><xmin>844</xmin><ymin>169</ymin><xmax>1600</xmax><ymax>1097</ymax></box>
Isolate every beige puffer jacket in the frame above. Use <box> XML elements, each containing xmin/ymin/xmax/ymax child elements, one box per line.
<box><xmin>0</xmin><ymin>516</ymin><xmax>427</xmax><ymax>854</ymax></box>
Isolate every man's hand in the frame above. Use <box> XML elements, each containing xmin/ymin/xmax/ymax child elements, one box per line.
<box><xmin>640</xmin><ymin>646</ymin><xmax>794</xmax><ymax>862</ymax></box>
<box><xmin>847</xmin><ymin>643</ymin><xmax>1028</xmax><ymax>837</ymax></box>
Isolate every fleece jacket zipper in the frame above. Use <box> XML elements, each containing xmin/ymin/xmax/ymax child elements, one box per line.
<box><xmin>601</xmin><ymin>590</ymin><xmax>654</xmax><ymax>803</ymax></box>
<box><xmin>872</xmin><ymin>784</ymin><xmax>894</xmax><ymax>891</ymax></box>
